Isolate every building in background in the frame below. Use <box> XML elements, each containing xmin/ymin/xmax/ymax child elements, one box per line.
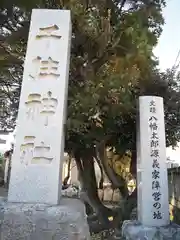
<box><xmin>167</xmin><ymin>157</ymin><xmax>179</xmax><ymax>169</ymax></box>
<box><xmin>0</xmin><ymin>131</ymin><xmax>14</xmax><ymax>153</ymax></box>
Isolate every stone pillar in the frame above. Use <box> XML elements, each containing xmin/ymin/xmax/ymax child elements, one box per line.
<box><xmin>137</xmin><ymin>96</ymin><xmax>169</xmax><ymax>227</ymax></box>
<box><xmin>122</xmin><ymin>96</ymin><xmax>180</xmax><ymax>239</ymax></box>
<box><xmin>1</xmin><ymin>9</ymin><xmax>90</xmax><ymax>240</ymax></box>
<box><xmin>8</xmin><ymin>9</ymin><xmax>71</xmax><ymax>205</ymax></box>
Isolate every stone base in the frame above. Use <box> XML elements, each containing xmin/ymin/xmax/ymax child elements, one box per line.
<box><xmin>0</xmin><ymin>197</ymin><xmax>90</xmax><ymax>240</ymax></box>
<box><xmin>122</xmin><ymin>220</ymin><xmax>180</xmax><ymax>240</ymax></box>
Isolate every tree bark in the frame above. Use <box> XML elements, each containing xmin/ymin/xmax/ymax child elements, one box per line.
<box><xmin>74</xmin><ymin>151</ymin><xmax>116</xmax><ymax>225</ymax></box>
<box><xmin>63</xmin><ymin>156</ymin><xmax>72</xmax><ymax>186</ymax></box>
<box><xmin>75</xmin><ymin>154</ymin><xmax>94</xmax><ymax>215</ymax></box>
<box><xmin>94</xmin><ymin>157</ymin><xmax>104</xmax><ymax>189</ymax></box>
<box><xmin>130</xmin><ymin>149</ymin><xmax>137</xmax><ymax>178</ymax></box>
<box><xmin>96</xmin><ymin>141</ymin><xmax>129</xmax><ymax>198</ymax></box>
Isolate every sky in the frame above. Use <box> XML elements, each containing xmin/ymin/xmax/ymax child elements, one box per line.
<box><xmin>154</xmin><ymin>0</ymin><xmax>180</xmax><ymax>162</ymax></box>
<box><xmin>154</xmin><ymin>0</ymin><xmax>180</xmax><ymax>70</ymax></box>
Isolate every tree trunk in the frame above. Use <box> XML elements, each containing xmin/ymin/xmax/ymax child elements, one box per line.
<box><xmin>130</xmin><ymin>150</ymin><xmax>136</xmax><ymax>178</ymax></box>
<box><xmin>63</xmin><ymin>156</ymin><xmax>72</xmax><ymax>186</ymax></box>
<box><xmin>96</xmin><ymin>142</ymin><xmax>129</xmax><ymax>198</ymax></box>
<box><xmin>74</xmin><ymin>152</ymin><xmax>116</xmax><ymax>225</ymax></box>
<box><xmin>127</xmin><ymin>149</ymin><xmax>137</xmax><ymax>219</ymax></box>
<box><xmin>75</xmin><ymin>154</ymin><xmax>94</xmax><ymax>215</ymax></box>
<box><xmin>94</xmin><ymin>157</ymin><xmax>104</xmax><ymax>189</ymax></box>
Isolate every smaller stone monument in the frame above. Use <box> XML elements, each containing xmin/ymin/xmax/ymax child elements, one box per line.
<box><xmin>122</xmin><ymin>96</ymin><xmax>180</xmax><ymax>239</ymax></box>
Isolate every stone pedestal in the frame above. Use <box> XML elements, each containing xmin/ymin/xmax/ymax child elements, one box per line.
<box><xmin>0</xmin><ymin>198</ymin><xmax>90</xmax><ymax>240</ymax></box>
<box><xmin>122</xmin><ymin>220</ymin><xmax>180</xmax><ymax>240</ymax></box>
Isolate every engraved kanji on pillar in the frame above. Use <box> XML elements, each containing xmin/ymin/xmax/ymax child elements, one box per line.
<box><xmin>8</xmin><ymin>9</ymin><xmax>71</xmax><ymax>204</ymax></box>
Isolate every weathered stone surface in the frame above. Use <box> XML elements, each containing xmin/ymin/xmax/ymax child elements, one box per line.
<box><xmin>137</xmin><ymin>96</ymin><xmax>169</xmax><ymax>227</ymax></box>
<box><xmin>122</xmin><ymin>220</ymin><xmax>180</xmax><ymax>240</ymax></box>
<box><xmin>8</xmin><ymin>9</ymin><xmax>71</xmax><ymax>205</ymax></box>
<box><xmin>0</xmin><ymin>198</ymin><xmax>90</xmax><ymax>240</ymax></box>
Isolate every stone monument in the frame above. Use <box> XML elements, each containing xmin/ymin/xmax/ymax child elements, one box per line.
<box><xmin>122</xmin><ymin>96</ymin><xmax>180</xmax><ymax>239</ymax></box>
<box><xmin>0</xmin><ymin>9</ymin><xmax>90</xmax><ymax>240</ymax></box>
